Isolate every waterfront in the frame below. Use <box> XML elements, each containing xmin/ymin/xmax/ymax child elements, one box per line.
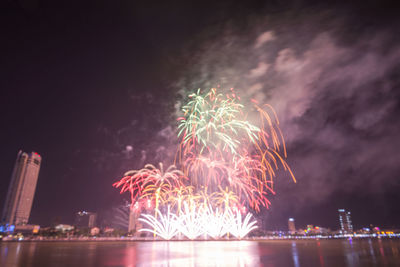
<box><xmin>1</xmin><ymin>239</ymin><xmax>399</xmax><ymax>266</ymax></box>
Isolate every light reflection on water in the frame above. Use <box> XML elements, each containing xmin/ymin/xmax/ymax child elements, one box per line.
<box><xmin>344</xmin><ymin>238</ymin><xmax>358</xmax><ymax>266</ymax></box>
<box><xmin>291</xmin><ymin>242</ymin><xmax>300</xmax><ymax>267</ymax></box>
<box><xmin>135</xmin><ymin>241</ymin><xmax>259</xmax><ymax>266</ymax></box>
<box><xmin>1</xmin><ymin>239</ymin><xmax>400</xmax><ymax>267</ymax></box>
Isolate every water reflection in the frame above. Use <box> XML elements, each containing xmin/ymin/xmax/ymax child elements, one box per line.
<box><xmin>25</xmin><ymin>242</ymin><xmax>36</xmax><ymax>266</ymax></box>
<box><xmin>0</xmin><ymin>242</ymin><xmax>22</xmax><ymax>266</ymax></box>
<box><xmin>316</xmin><ymin>241</ymin><xmax>325</xmax><ymax>267</ymax></box>
<box><xmin>344</xmin><ymin>238</ymin><xmax>359</xmax><ymax>266</ymax></box>
<box><xmin>368</xmin><ymin>238</ymin><xmax>377</xmax><ymax>265</ymax></box>
<box><xmin>378</xmin><ymin>238</ymin><xmax>388</xmax><ymax>265</ymax></box>
<box><xmin>1</xmin><ymin>239</ymin><xmax>400</xmax><ymax>267</ymax></box>
<box><xmin>291</xmin><ymin>242</ymin><xmax>300</xmax><ymax>267</ymax></box>
<box><xmin>135</xmin><ymin>241</ymin><xmax>260</xmax><ymax>266</ymax></box>
<box><xmin>123</xmin><ymin>243</ymin><xmax>136</xmax><ymax>267</ymax></box>
<box><xmin>391</xmin><ymin>240</ymin><xmax>399</xmax><ymax>257</ymax></box>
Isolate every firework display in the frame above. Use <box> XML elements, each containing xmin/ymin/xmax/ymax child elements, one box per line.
<box><xmin>113</xmin><ymin>88</ymin><xmax>295</xmax><ymax>239</ymax></box>
<box><xmin>138</xmin><ymin>204</ymin><xmax>257</xmax><ymax>240</ymax></box>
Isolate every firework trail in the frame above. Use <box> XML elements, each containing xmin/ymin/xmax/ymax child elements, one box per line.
<box><xmin>176</xmin><ymin>88</ymin><xmax>295</xmax><ymax>211</ymax></box>
<box><xmin>114</xmin><ymin>87</ymin><xmax>295</xmax><ymax>239</ymax></box>
<box><xmin>113</xmin><ymin>163</ymin><xmax>185</xmax><ymax>210</ymax></box>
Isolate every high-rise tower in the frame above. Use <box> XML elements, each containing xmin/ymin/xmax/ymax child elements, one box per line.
<box><xmin>2</xmin><ymin>151</ymin><xmax>42</xmax><ymax>225</ymax></box>
<box><xmin>338</xmin><ymin>209</ymin><xmax>353</xmax><ymax>233</ymax></box>
<box><xmin>288</xmin><ymin>218</ymin><xmax>296</xmax><ymax>233</ymax></box>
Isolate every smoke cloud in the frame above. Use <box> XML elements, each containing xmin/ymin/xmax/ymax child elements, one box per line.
<box><xmin>174</xmin><ymin>8</ymin><xmax>400</xmax><ymax>214</ymax></box>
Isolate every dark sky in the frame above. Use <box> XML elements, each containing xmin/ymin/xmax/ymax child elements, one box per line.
<box><xmin>1</xmin><ymin>0</ymin><xmax>399</xmax><ymax>230</ymax></box>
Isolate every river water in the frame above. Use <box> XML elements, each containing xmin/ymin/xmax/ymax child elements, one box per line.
<box><xmin>1</xmin><ymin>239</ymin><xmax>399</xmax><ymax>266</ymax></box>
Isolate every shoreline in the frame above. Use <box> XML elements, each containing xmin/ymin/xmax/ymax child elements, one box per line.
<box><xmin>2</xmin><ymin>235</ymin><xmax>400</xmax><ymax>242</ymax></box>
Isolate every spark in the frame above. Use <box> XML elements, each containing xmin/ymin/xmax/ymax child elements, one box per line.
<box><xmin>226</xmin><ymin>208</ymin><xmax>258</xmax><ymax>239</ymax></box>
<box><xmin>138</xmin><ymin>206</ymin><xmax>179</xmax><ymax>240</ymax></box>
<box><xmin>114</xmin><ymin>87</ymin><xmax>296</xmax><ymax>240</ymax></box>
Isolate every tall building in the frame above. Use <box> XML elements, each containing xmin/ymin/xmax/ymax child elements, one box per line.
<box><xmin>128</xmin><ymin>207</ymin><xmax>139</xmax><ymax>233</ymax></box>
<box><xmin>288</xmin><ymin>218</ymin><xmax>296</xmax><ymax>233</ymax></box>
<box><xmin>2</xmin><ymin>151</ymin><xmax>41</xmax><ymax>226</ymax></box>
<box><xmin>75</xmin><ymin>211</ymin><xmax>97</xmax><ymax>228</ymax></box>
<box><xmin>128</xmin><ymin>201</ymin><xmax>144</xmax><ymax>234</ymax></box>
<box><xmin>338</xmin><ymin>209</ymin><xmax>353</xmax><ymax>233</ymax></box>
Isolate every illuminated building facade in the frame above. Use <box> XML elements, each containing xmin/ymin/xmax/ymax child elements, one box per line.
<box><xmin>75</xmin><ymin>211</ymin><xmax>97</xmax><ymax>228</ymax></box>
<box><xmin>128</xmin><ymin>199</ymin><xmax>153</xmax><ymax>235</ymax></box>
<box><xmin>1</xmin><ymin>151</ymin><xmax>41</xmax><ymax>225</ymax></box>
<box><xmin>128</xmin><ymin>206</ymin><xmax>141</xmax><ymax>233</ymax></box>
<box><xmin>338</xmin><ymin>209</ymin><xmax>353</xmax><ymax>233</ymax></box>
<box><xmin>288</xmin><ymin>218</ymin><xmax>296</xmax><ymax>233</ymax></box>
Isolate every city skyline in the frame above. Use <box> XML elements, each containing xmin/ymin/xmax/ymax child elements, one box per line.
<box><xmin>0</xmin><ymin>147</ymin><xmax>397</xmax><ymax>231</ymax></box>
<box><xmin>0</xmin><ymin>151</ymin><xmax>386</xmax><ymax>233</ymax></box>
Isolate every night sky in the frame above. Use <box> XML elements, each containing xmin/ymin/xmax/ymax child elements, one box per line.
<box><xmin>1</xmin><ymin>0</ymin><xmax>399</xmax><ymax>231</ymax></box>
